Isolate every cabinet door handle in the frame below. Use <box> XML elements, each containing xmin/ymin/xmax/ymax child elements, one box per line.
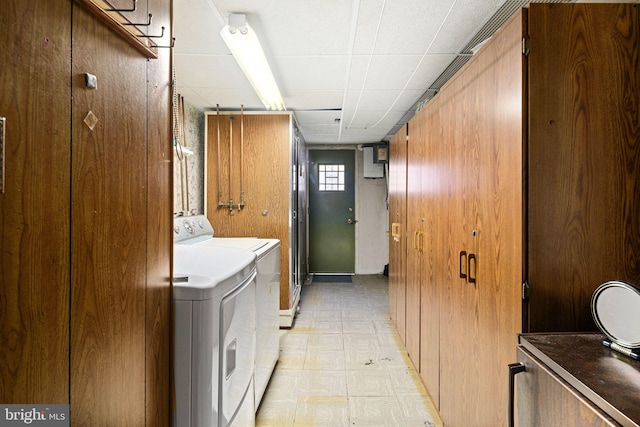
<box><xmin>468</xmin><ymin>253</ymin><xmax>476</xmax><ymax>283</ymax></box>
<box><xmin>508</xmin><ymin>362</ymin><xmax>526</xmax><ymax>427</ymax></box>
<box><xmin>413</xmin><ymin>231</ymin><xmax>419</xmax><ymax>251</ymax></box>
<box><xmin>418</xmin><ymin>231</ymin><xmax>424</xmax><ymax>252</ymax></box>
<box><xmin>459</xmin><ymin>251</ymin><xmax>467</xmax><ymax>279</ymax></box>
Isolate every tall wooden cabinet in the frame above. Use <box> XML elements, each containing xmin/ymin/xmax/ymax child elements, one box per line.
<box><xmin>205</xmin><ymin>111</ymin><xmax>307</xmax><ymax>327</ymax></box>
<box><xmin>388</xmin><ymin>4</ymin><xmax>640</xmax><ymax>425</ymax></box>
<box><xmin>388</xmin><ymin>125</ymin><xmax>408</xmax><ymax>342</ymax></box>
<box><xmin>0</xmin><ymin>0</ymin><xmax>172</xmax><ymax>424</ymax></box>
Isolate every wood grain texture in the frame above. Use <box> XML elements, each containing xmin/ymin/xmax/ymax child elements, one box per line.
<box><xmin>516</xmin><ymin>346</ymin><xmax>618</xmax><ymax>427</ymax></box>
<box><xmin>388</xmin><ymin>125</ymin><xmax>407</xmax><ymax>341</ymax></box>
<box><xmin>0</xmin><ymin>0</ymin><xmax>71</xmax><ymax>404</ymax></box>
<box><xmin>406</xmin><ymin>108</ymin><xmax>425</xmax><ymax>371</ymax></box>
<box><xmin>527</xmin><ymin>4</ymin><xmax>640</xmax><ymax>332</ymax></box>
<box><xmin>404</xmin><ymin>11</ymin><xmax>524</xmax><ymax>426</ymax></box>
<box><xmin>71</xmin><ymin>4</ymin><xmax>147</xmax><ymax>424</ymax></box>
<box><xmin>206</xmin><ymin>113</ymin><xmax>293</xmax><ymax>309</ymax></box>
<box><xmin>145</xmin><ymin>0</ymin><xmax>172</xmax><ymax>423</ymax></box>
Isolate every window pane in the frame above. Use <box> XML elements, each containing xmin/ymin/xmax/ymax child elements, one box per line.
<box><xmin>318</xmin><ymin>163</ymin><xmax>346</xmax><ymax>192</ymax></box>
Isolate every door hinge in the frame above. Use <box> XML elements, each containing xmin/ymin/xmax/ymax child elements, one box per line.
<box><xmin>522</xmin><ymin>36</ymin><xmax>530</xmax><ymax>56</ymax></box>
<box><xmin>522</xmin><ymin>281</ymin><xmax>530</xmax><ymax>300</ymax></box>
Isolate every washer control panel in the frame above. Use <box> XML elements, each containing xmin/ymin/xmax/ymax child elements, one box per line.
<box><xmin>173</xmin><ymin>215</ymin><xmax>214</xmax><ymax>244</ymax></box>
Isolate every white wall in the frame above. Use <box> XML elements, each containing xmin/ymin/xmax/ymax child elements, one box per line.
<box><xmin>355</xmin><ymin>147</ymin><xmax>389</xmax><ymax>274</ymax></box>
<box><xmin>173</xmin><ymin>100</ymin><xmax>205</xmax><ymax>215</ymax></box>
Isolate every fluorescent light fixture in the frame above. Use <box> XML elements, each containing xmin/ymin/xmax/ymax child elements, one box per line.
<box><xmin>220</xmin><ymin>14</ymin><xmax>285</xmax><ymax>111</ymax></box>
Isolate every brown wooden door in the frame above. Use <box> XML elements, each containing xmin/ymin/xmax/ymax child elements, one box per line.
<box><xmin>527</xmin><ymin>3</ymin><xmax>640</xmax><ymax>333</ymax></box>
<box><xmin>472</xmin><ymin>12</ymin><xmax>524</xmax><ymax>425</ymax></box>
<box><xmin>406</xmin><ymin>112</ymin><xmax>425</xmax><ymax>370</ymax></box>
<box><xmin>438</xmin><ymin>12</ymin><xmax>525</xmax><ymax>425</ymax></box>
<box><xmin>388</xmin><ymin>125</ymin><xmax>408</xmax><ymax>341</ymax></box>
<box><xmin>438</xmin><ymin>54</ymin><xmax>483</xmax><ymax>426</ymax></box>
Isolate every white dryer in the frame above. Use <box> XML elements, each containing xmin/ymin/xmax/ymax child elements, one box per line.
<box><xmin>174</xmin><ymin>215</ymin><xmax>280</xmax><ymax>409</ymax></box>
<box><xmin>173</xmin><ymin>243</ymin><xmax>257</xmax><ymax>427</ymax></box>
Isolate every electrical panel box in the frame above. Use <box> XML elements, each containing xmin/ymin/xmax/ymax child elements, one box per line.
<box><xmin>363</xmin><ymin>146</ymin><xmax>384</xmax><ymax>178</ymax></box>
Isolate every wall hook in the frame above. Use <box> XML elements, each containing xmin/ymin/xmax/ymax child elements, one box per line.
<box><xmin>157</xmin><ymin>37</ymin><xmax>176</xmax><ymax>49</ymax></box>
<box><xmin>106</xmin><ymin>0</ymin><xmax>137</xmax><ymax>12</ymax></box>
<box><xmin>147</xmin><ymin>26</ymin><xmax>165</xmax><ymax>38</ymax></box>
<box><xmin>124</xmin><ymin>13</ymin><xmax>152</xmax><ymax>26</ymax></box>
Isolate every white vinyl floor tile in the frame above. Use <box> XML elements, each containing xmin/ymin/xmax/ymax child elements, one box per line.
<box><xmin>255</xmin><ymin>275</ymin><xmax>442</xmax><ymax>427</ymax></box>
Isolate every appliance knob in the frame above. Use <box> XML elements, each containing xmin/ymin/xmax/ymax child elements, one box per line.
<box><xmin>174</xmin><ymin>225</ymin><xmax>180</xmax><ymax>234</ymax></box>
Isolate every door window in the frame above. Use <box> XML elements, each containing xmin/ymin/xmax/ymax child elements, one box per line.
<box><xmin>318</xmin><ymin>164</ymin><xmax>345</xmax><ymax>191</ymax></box>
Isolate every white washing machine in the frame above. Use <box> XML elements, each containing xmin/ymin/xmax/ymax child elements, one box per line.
<box><xmin>173</xmin><ymin>243</ymin><xmax>257</xmax><ymax>427</ymax></box>
<box><xmin>174</xmin><ymin>215</ymin><xmax>280</xmax><ymax>409</ymax></box>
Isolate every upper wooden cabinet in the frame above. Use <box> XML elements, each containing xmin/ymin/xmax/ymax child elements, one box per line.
<box><xmin>390</xmin><ymin>4</ymin><xmax>640</xmax><ymax>426</ymax></box>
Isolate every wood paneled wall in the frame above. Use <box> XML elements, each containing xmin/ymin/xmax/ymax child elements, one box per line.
<box><xmin>527</xmin><ymin>3</ymin><xmax>640</xmax><ymax>332</ymax></box>
<box><xmin>0</xmin><ymin>0</ymin><xmax>172</xmax><ymax>424</ymax></box>
<box><xmin>0</xmin><ymin>0</ymin><xmax>72</xmax><ymax>404</ymax></box>
<box><xmin>206</xmin><ymin>112</ymin><xmax>293</xmax><ymax>309</ymax></box>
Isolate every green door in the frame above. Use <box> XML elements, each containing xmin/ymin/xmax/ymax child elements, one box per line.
<box><xmin>308</xmin><ymin>150</ymin><xmax>356</xmax><ymax>273</ymax></box>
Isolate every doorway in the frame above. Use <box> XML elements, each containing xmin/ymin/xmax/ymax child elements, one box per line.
<box><xmin>308</xmin><ymin>150</ymin><xmax>356</xmax><ymax>273</ymax></box>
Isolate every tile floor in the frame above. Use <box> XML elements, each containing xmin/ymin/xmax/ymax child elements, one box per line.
<box><xmin>255</xmin><ymin>274</ymin><xmax>443</xmax><ymax>427</ymax></box>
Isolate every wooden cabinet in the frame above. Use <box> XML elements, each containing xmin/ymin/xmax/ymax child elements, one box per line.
<box><xmin>0</xmin><ymin>0</ymin><xmax>172</xmax><ymax>424</ymax></box>
<box><xmin>389</xmin><ymin>4</ymin><xmax>640</xmax><ymax>425</ymax></box>
<box><xmin>388</xmin><ymin>124</ymin><xmax>407</xmax><ymax>342</ymax></box>
<box><xmin>204</xmin><ymin>111</ymin><xmax>307</xmax><ymax>327</ymax></box>
<box><xmin>514</xmin><ymin>334</ymin><xmax>640</xmax><ymax>426</ymax></box>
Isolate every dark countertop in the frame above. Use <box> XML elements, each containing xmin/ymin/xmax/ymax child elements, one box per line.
<box><xmin>519</xmin><ymin>333</ymin><xmax>640</xmax><ymax>427</ymax></box>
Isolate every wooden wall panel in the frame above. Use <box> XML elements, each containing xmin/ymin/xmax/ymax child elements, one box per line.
<box><xmin>0</xmin><ymin>0</ymin><xmax>71</xmax><ymax>404</ymax></box>
<box><xmin>70</xmin><ymin>5</ymin><xmax>148</xmax><ymax>424</ymax></box>
<box><xmin>206</xmin><ymin>113</ymin><xmax>292</xmax><ymax>309</ymax></box>
<box><xmin>145</xmin><ymin>0</ymin><xmax>173</xmax><ymax>422</ymax></box>
<box><xmin>527</xmin><ymin>3</ymin><xmax>640</xmax><ymax>333</ymax></box>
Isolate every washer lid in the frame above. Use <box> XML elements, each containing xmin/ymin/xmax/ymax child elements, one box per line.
<box><xmin>173</xmin><ymin>244</ymin><xmax>256</xmax><ymax>301</ymax></box>
<box><xmin>591</xmin><ymin>281</ymin><xmax>640</xmax><ymax>349</ymax></box>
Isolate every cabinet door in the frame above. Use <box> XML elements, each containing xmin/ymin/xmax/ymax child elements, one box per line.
<box><xmin>438</xmin><ymin>11</ymin><xmax>525</xmax><ymax>425</ymax></box>
<box><xmin>515</xmin><ymin>347</ymin><xmax>619</xmax><ymax>426</ymax></box>
<box><xmin>388</xmin><ymin>125</ymin><xmax>407</xmax><ymax>341</ymax></box>
<box><xmin>438</xmin><ymin>53</ymin><xmax>483</xmax><ymax>427</ymax></box>
<box><xmin>406</xmin><ymin>112</ymin><xmax>425</xmax><ymax>370</ymax></box>
<box><xmin>418</xmin><ymin>99</ymin><xmax>445</xmax><ymax>409</ymax></box>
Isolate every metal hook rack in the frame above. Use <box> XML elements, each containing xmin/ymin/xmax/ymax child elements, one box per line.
<box><xmin>123</xmin><ymin>13</ymin><xmax>152</xmax><ymax>27</ymax></box>
<box><xmin>106</xmin><ymin>0</ymin><xmax>138</xmax><ymax>12</ymax></box>
<box><xmin>77</xmin><ymin>0</ymin><xmax>166</xmax><ymax>59</ymax></box>
<box><xmin>157</xmin><ymin>38</ymin><xmax>176</xmax><ymax>49</ymax></box>
<box><xmin>146</xmin><ymin>26</ymin><xmax>165</xmax><ymax>39</ymax></box>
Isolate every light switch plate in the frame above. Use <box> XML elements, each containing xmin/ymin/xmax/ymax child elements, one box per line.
<box><xmin>85</xmin><ymin>73</ymin><xmax>97</xmax><ymax>89</ymax></box>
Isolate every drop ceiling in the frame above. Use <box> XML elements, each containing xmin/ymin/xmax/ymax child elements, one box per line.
<box><xmin>173</xmin><ymin>0</ymin><xmax>633</xmax><ymax>144</ymax></box>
